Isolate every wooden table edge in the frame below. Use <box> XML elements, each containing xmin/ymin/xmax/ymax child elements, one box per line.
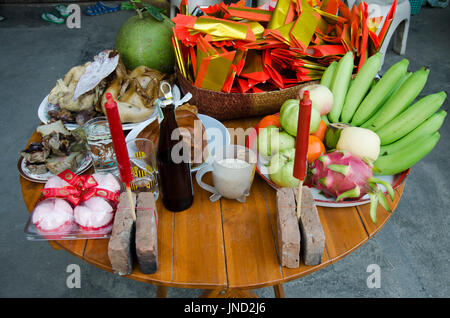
<box><xmin>19</xmin><ymin>178</ymin><xmax>406</xmax><ymax>291</ymax></box>
<box><xmin>83</xmin><ymin>256</ymin><xmax>228</xmax><ymax>289</ymax></box>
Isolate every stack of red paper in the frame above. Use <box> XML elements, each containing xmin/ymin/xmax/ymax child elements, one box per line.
<box><xmin>172</xmin><ymin>0</ymin><xmax>397</xmax><ymax>93</ymax></box>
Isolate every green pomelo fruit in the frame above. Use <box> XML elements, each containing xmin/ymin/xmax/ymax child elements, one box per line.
<box><xmin>116</xmin><ymin>13</ymin><xmax>175</xmax><ymax>73</ymax></box>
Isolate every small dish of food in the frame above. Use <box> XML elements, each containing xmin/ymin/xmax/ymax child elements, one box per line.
<box><xmin>18</xmin><ymin>120</ymin><xmax>92</xmax><ymax>183</ymax></box>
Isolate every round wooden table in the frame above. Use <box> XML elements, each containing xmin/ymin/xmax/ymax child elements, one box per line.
<box><xmin>20</xmin><ymin>117</ymin><xmax>405</xmax><ymax>298</ymax></box>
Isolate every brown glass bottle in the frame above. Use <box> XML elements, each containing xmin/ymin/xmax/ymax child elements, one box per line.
<box><xmin>156</xmin><ymin>100</ymin><xmax>194</xmax><ymax>212</ymax></box>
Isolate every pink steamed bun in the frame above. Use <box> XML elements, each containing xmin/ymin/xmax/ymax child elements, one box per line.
<box><xmin>32</xmin><ymin>198</ymin><xmax>74</xmax><ymax>233</ymax></box>
<box><xmin>44</xmin><ymin>176</ymin><xmax>70</xmax><ymax>189</ymax></box>
<box><xmin>92</xmin><ymin>173</ymin><xmax>121</xmax><ymax>192</ymax></box>
<box><xmin>74</xmin><ymin>173</ymin><xmax>120</xmax><ymax>232</ymax></box>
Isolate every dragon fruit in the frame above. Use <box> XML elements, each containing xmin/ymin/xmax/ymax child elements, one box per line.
<box><xmin>310</xmin><ymin>150</ymin><xmax>394</xmax><ymax>224</ymax></box>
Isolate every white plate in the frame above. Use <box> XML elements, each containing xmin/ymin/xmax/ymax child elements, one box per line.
<box><xmin>247</xmin><ymin>127</ymin><xmax>407</xmax><ymax>208</ymax></box>
<box><xmin>126</xmin><ymin>114</ymin><xmax>231</xmax><ymax>173</ymax></box>
<box><xmin>38</xmin><ymin>94</ymin><xmax>158</xmax><ymax>131</ymax></box>
<box><xmin>18</xmin><ymin>155</ymin><xmax>93</xmax><ymax>183</ymax></box>
<box><xmin>38</xmin><ymin>84</ymin><xmax>189</xmax><ymax>131</ymax></box>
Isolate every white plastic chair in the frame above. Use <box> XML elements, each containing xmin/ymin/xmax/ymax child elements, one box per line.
<box><xmin>169</xmin><ymin>0</ymin><xmax>224</xmax><ymax>18</ymax></box>
<box><xmin>347</xmin><ymin>0</ymin><xmax>411</xmax><ymax>65</ymax></box>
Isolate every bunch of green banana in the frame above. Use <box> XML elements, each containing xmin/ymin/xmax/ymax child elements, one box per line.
<box><xmin>328</xmin><ymin>51</ymin><xmax>354</xmax><ymax>123</ymax></box>
<box><xmin>320</xmin><ymin>56</ymin><xmax>447</xmax><ymax>176</ymax></box>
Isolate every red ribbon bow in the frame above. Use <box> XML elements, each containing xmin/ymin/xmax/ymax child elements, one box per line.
<box><xmin>40</xmin><ymin>170</ymin><xmax>120</xmax><ymax>206</ymax></box>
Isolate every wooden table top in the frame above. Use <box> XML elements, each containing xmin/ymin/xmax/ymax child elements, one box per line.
<box><xmin>19</xmin><ymin>117</ymin><xmax>405</xmax><ymax>291</ymax></box>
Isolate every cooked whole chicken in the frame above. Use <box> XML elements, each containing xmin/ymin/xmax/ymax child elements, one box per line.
<box><xmin>101</xmin><ymin>65</ymin><xmax>168</xmax><ymax>123</ymax></box>
<box><xmin>48</xmin><ymin>63</ymin><xmax>103</xmax><ymax>112</ymax></box>
<box><xmin>48</xmin><ymin>51</ymin><xmax>170</xmax><ymax>124</ymax></box>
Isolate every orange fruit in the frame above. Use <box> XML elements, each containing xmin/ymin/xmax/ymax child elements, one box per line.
<box><xmin>258</xmin><ymin>114</ymin><xmax>281</xmax><ymax>131</ymax></box>
<box><xmin>312</xmin><ymin>120</ymin><xmax>327</xmax><ymax>141</ymax></box>
<box><xmin>308</xmin><ymin>135</ymin><xmax>326</xmax><ymax>164</ymax></box>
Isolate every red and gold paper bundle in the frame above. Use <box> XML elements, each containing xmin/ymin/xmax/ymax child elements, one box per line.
<box><xmin>171</xmin><ymin>0</ymin><xmax>397</xmax><ymax>93</ymax></box>
<box><xmin>32</xmin><ymin>169</ymin><xmax>121</xmax><ymax>235</ymax></box>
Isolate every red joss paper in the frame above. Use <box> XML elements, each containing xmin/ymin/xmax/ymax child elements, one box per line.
<box><xmin>171</xmin><ymin>0</ymin><xmax>397</xmax><ymax>93</ymax></box>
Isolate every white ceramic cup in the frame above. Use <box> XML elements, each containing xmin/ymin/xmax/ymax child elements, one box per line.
<box><xmin>196</xmin><ymin>145</ymin><xmax>257</xmax><ymax>202</ymax></box>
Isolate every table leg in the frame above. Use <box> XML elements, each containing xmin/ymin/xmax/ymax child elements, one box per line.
<box><xmin>273</xmin><ymin>284</ymin><xmax>285</xmax><ymax>298</ymax></box>
<box><xmin>201</xmin><ymin>288</ymin><xmax>258</xmax><ymax>298</ymax></box>
<box><xmin>156</xmin><ymin>286</ymin><xmax>167</xmax><ymax>298</ymax></box>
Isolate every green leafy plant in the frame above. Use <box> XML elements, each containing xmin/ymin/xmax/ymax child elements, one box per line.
<box><xmin>121</xmin><ymin>0</ymin><xmax>165</xmax><ymax>21</ymax></box>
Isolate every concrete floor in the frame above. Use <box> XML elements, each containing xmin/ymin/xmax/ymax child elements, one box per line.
<box><xmin>0</xmin><ymin>4</ymin><xmax>449</xmax><ymax>298</ymax></box>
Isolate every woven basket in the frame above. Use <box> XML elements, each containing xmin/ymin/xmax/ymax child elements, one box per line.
<box><xmin>409</xmin><ymin>0</ymin><xmax>424</xmax><ymax>14</ymax></box>
<box><xmin>176</xmin><ymin>69</ymin><xmax>319</xmax><ymax>121</ymax></box>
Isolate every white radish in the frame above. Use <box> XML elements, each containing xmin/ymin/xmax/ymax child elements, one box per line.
<box><xmin>336</xmin><ymin>126</ymin><xmax>381</xmax><ymax>162</ymax></box>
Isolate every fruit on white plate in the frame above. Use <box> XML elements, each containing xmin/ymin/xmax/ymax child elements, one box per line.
<box><xmin>336</xmin><ymin>126</ymin><xmax>381</xmax><ymax>162</ymax></box>
<box><xmin>298</xmin><ymin>84</ymin><xmax>334</xmax><ymax>116</ymax></box>
<box><xmin>280</xmin><ymin>99</ymin><xmax>321</xmax><ymax>136</ymax></box>
<box><xmin>257</xmin><ymin>126</ymin><xmax>295</xmax><ymax>160</ymax></box>
<box><xmin>268</xmin><ymin>148</ymin><xmax>300</xmax><ymax>188</ymax></box>
<box><xmin>310</xmin><ymin>150</ymin><xmax>394</xmax><ymax>223</ymax></box>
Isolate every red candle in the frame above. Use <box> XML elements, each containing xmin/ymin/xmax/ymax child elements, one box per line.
<box><xmin>293</xmin><ymin>91</ymin><xmax>312</xmax><ymax>181</ymax></box>
<box><xmin>104</xmin><ymin>93</ymin><xmax>133</xmax><ymax>185</ymax></box>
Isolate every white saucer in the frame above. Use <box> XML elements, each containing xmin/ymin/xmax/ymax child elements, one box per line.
<box><xmin>18</xmin><ymin>155</ymin><xmax>93</xmax><ymax>183</ymax></box>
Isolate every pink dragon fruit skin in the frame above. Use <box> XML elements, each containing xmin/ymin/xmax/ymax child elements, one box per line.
<box><xmin>311</xmin><ymin>150</ymin><xmax>374</xmax><ymax>201</ymax></box>
<box><xmin>310</xmin><ymin>150</ymin><xmax>395</xmax><ymax>224</ymax></box>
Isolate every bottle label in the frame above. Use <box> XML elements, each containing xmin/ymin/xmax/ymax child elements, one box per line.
<box><xmin>156</xmin><ymin>98</ymin><xmax>164</xmax><ymax>123</ymax></box>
